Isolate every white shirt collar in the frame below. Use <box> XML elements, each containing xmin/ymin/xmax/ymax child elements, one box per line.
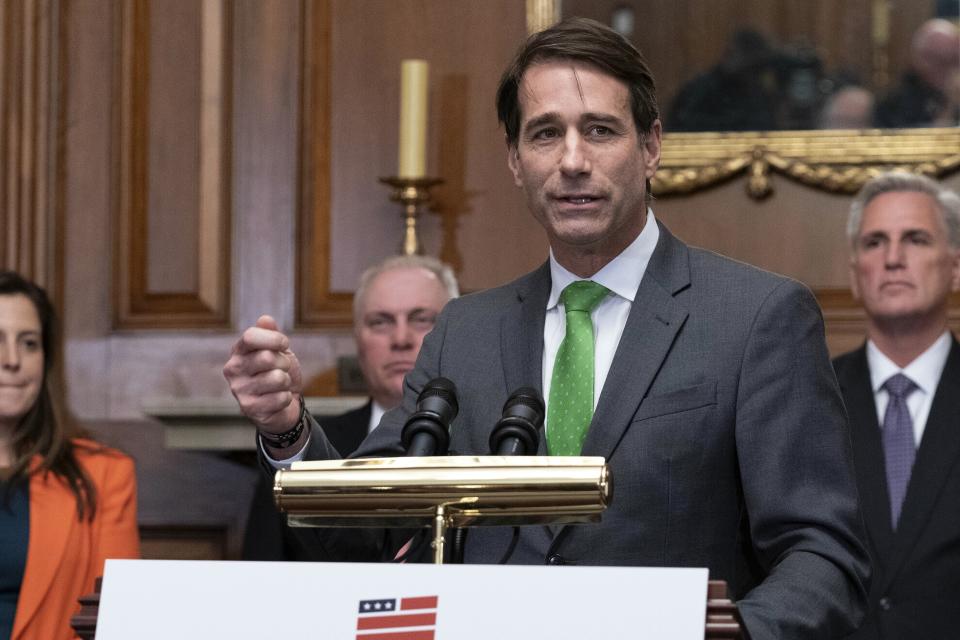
<box><xmin>547</xmin><ymin>209</ymin><xmax>659</xmax><ymax>309</ymax></box>
<box><xmin>866</xmin><ymin>330</ymin><xmax>952</xmax><ymax>395</ymax></box>
<box><xmin>369</xmin><ymin>400</ymin><xmax>388</xmax><ymax>434</ymax></box>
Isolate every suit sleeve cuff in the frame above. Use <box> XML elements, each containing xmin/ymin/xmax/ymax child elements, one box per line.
<box><xmin>259</xmin><ymin>430</ymin><xmax>311</xmax><ymax>469</ymax></box>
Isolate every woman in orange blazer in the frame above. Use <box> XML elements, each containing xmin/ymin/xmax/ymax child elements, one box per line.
<box><xmin>0</xmin><ymin>271</ymin><xmax>139</xmax><ymax>640</ymax></box>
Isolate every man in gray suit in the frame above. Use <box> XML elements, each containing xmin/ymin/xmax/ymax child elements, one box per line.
<box><xmin>833</xmin><ymin>172</ymin><xmax>960</xmax><ymax>639</ymax></box>
<box><xmin>224</xmin><ymin>17</ymin><xmax>869</xmax><ymax>639</ymax></box>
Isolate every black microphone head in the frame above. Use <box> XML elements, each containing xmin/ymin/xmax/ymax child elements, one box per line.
<box><xmin>416</xmin><ymin>377</ymin><xmax>459</xmax><ymax>421</ymax></box>
<box><xmin>490</xmin><ymin>387</ymin><xmax>545</xmax><ymax>455</ymax></box>
<box><xmin>402</xmin><ymin>377</ymin><xmax>459</xmax><ymax>456</ymax></box>
<box><xmin>501</xmin><ymin>387</ymin><xmax>545</xmax><ymax>428</ymax></box>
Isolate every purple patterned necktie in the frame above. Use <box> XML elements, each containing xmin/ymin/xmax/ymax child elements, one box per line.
<box><xmin>882</xmin><ymin>373</ymin><xmax>918</xmax><ymax>529</ymax></box>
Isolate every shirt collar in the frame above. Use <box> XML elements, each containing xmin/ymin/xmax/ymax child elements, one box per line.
<box><xmin>369</xmin><ymin>400</ymin><xmax>388</xmax><ymax>433</ymax></box>
<box><xmin>547</xmin><ymin>208</ymin><xmax>659</xmax><ymax>309</ymax></box>
<box><xmin>866</xmin><ymin>330</ymin><xmax>952</xmax><ymax>395</ymax></box>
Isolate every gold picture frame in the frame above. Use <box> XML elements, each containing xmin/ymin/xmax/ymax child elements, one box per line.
<box><xmin>526</xmin><ymin>0</ymin><xmax>960</xmax><ymax>200</ymax></box>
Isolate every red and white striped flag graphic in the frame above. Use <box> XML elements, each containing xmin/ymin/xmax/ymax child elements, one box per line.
<box><xmin>355</xmin><ymin>595</ymin><xmax>439</xmax><ymax>640</ymax></box>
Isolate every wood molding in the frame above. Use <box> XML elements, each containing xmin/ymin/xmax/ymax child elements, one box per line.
<box><xmin>113</xmin><ymin>0</ymin><xmax>232</xmax><ymax>329</ymax></box>
<box><xmin>0</xmin><ymin>0</ymin><xmax>64</xmax><ymax>300</ymax></box>
<box><xmin>654</xmin><ymin>129</ymin><xmax>960</xmax><ymax>200</ymax></box>
<box><xmin>296</xmin><ymin>0</ymin><xmax>349</xmax><ymax>328</ymax></box>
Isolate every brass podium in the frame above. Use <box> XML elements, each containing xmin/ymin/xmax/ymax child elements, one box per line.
<box><xmin>71</xmin><ymin>456</ymin><xmax>742</xmax><ymax>638</ymax></box>
<box><xmin>275</xmin><ymin>455</ymin><xmax>611</xmax><ymax>564</ymax></box>
<box><xmin>273</xmin><ymin>454</ymin><xmax>743</xmax><ymax>637</ymax></box>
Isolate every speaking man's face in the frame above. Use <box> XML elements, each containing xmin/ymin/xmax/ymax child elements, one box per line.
<box><xmin>851</xmin><ymin>190</ymin><xmax>960</xmax><ymax>329</ymax></box>
<box><xmin>355</xmin><ymin>267</ymin><xmax>450</xmax><ymax>409</ymax></box>
<box><xmin>507</xmin><ymin>60</ymin><xmax>660</xmax><ymax>271</ymax></box>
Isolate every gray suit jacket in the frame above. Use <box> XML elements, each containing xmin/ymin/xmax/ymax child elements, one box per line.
<box><xmin>300</xmin><ymin>223</ymin><xmax>870</xmax><ymax>639</ymax></box>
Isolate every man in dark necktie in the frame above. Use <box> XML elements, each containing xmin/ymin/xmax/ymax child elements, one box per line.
<box><xmin>833</xmin><ymin>171</ymin><xmax>960</xmax><ymax>639</ymax></box>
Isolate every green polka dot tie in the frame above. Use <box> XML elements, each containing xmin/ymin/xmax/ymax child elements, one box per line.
<box><xmin>548</xmin><ymin>280</ymin><xmax>610</xmax><ymax>456</ymax></box>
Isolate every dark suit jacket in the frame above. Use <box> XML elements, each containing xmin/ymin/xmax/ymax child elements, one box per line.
<box><xmin>296</xmin><ymin>223</ymin><xmax>870</xmax><ymax>638</ymax></box>
<box><xmin>243</xmin><ymin>402</ymin><xmax>370</xmax><ymax>561</ymax></box>
<box><xmin>834</xmin><ymin>338</ymin><xmax>960</xmax><ymax>639</ymax></box>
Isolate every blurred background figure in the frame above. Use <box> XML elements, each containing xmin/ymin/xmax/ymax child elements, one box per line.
<box><xmin>819</xmin><ymin>85</ymin><xmax>876</xmax><ymax>129</ymax></box>
<box><xmin>0</xmin><ymin>271</ymin><xmax>139</xmax><ymax>640</ymax></box>
<box><xmin>875</xmin><ymin>18</ymin><xmax>960</xmax><ymax>127</ymax></box>
<box><xmin>668</xmin><ymin>29</ymin><xmax>780</xmax><ymax>132</ymax></box>
<box><xmin>241</xmin><ymin>255</ymin><xmax>458</xmax><ymax>561</ymax></box>
<box><xmin>668</xmin><ymin>28</ymin><xmax>834</xmax><ymax>132</ymax></box>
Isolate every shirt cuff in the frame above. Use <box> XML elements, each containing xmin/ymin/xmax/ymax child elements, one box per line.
<box><xmin>259</xmin><ymin>430</ymin><xmax>311</xmax><ymax>470</ymax></box>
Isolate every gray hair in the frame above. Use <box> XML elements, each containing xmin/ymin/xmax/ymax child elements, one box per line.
<box><xmin>847</xmin><ymin>172</ymin><xmax>960</xmax><ymax>250</ymax></box>
<box><xmin>352</xmin><ymin>255</ymin><xmax>460</xmax><ymax>323</ymax></box>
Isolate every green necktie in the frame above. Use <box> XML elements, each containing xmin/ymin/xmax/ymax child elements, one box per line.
<box><xmin>548</xmin><ymin>280</ymin><xmax>610</xmax><ymax>456</ymax></box>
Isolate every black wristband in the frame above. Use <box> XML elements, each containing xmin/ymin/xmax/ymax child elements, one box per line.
<box><xmin>259</xmin><ymin>395</ymin><xmax>308</xmax><ymax>450</ymax></box>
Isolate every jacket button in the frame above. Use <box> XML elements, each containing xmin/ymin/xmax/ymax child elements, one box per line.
<box><xmin>546</xmin><ymin>554</ymin><xmax>565</xmax><ymax>565</ymax></box>
<box><xmin>878</xmin><ymin>596</ymin><xmax>892</xmax><ymax>611</ymax></box>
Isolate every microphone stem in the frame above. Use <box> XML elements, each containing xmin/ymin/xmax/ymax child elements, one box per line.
<box><xmin>495</xmin><ymin>440</ymin><xmax>528</xmax><ymax>456</ymax></box>
<box><xmin>431</xmin><ymin>504</ymin><xmax>447</xmax><ymax>564</ymax></box>
<box><xmin>451</xmin><ymin>527</ymin><xmax>468</xmax><ymax>564</ymax></box>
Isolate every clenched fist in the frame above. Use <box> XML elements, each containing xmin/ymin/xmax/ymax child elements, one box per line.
<box><xmin>223</xmin><ymin>315</ymin><xmax>304</xmax><ymax>443</ymax></box>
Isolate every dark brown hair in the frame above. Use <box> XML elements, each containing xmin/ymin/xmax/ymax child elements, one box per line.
<box><xmin>496</xmin><ymin>16</ymin><xmax>660</xmax><ymax>147</ymax></box>
<box><xmin>1</xmin><ymin>271</ymin><xmax>98</xmax><ymax>520</ymax></box>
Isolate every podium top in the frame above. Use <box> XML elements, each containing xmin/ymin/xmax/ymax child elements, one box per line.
<box><xmin>278</xmin><ymin>455</ymin><xmax>612</xmax><ymax>528</ymax></box>
<box><xmin>290</xmin><ymin>454</ymin><xmax>607</xmax><ymax>471</ymax></box>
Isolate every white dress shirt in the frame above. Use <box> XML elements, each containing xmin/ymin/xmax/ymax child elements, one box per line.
<box><xmin>269</xmin><ymin>210</ymin><xmax>660</xmax><ymax>466</ymax></box>
<box><xmin>369</xmin><ymin>401</ymin><xmax>387</xmax><ymax>434</ymax></box>
<box><xmin>867</xmin><ymin>331</ymin><xmax>951</xmax><ymax>447</ymax></box>
<box><xmin>542</xmin><ymin>210</ymin><xmax>659</xmax><ymax>434</ymax></box>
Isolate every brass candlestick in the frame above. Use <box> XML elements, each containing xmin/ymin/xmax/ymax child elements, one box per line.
<box><xmin>379</xmin><ymin>176</ymin><xmax>443</xmax><ymax>255</ymax></box>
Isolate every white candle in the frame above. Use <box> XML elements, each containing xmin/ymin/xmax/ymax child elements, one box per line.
<box><xmin>398</xmin><ymin>59</ymin><xmax>429</xmax><ymax>178</ymax></box>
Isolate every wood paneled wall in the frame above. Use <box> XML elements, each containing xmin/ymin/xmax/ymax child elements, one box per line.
<box><xmin>296</xmin><ymin>0</ymin><xmax>346</xmax><ymax>326</ymax></box>
<box><xmin>112</xmin><ymin>0</ymin><xmax>231</xmax><ymax>328</ymax></box>
<box><xmin>303</xmin><ymin>0</ymin><xmax>535</xmax><ymax>324</ymax></box>
<box><xmin>8</xmin><ymin>0</ymin><xmax>956</xmax><ymax>420</ymax></box>
<box><xmin>1</xmin><ymin>0</ymin><xmax>949</xmax><ymax>419</ymax></box>
<box><xmin>1</xmin><ymin>0</ymin><xmax>63</xmax><ymax>297</ymax></box>
<box><xmin>5</xmin><ymin>0</ymin><xmax>958</xmax><ymax>560</ymax></box>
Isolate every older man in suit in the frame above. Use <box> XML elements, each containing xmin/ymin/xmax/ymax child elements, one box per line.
<box><xmin>224</xmin><ymin>18</ymin><xmax>869</xmax><ymax>639</ymax></box>
<box><xmin>834</xmin><ymin>172</ymin><xmax>960</xmax><ymax>639</ymax></box>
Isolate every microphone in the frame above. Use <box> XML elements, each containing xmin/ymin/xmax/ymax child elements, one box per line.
<box><xmin>489</xmin><ymin>387</ymin><xmax>545</xmax><ymax>456</ymax></box>
<box><xmin>401</xmin><ymin>377</ymin><xmax>459</xmax><ymax>457</ymax></box>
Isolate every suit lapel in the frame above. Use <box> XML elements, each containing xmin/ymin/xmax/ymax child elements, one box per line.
<box><xmin>344</xmin><ymin>402</ymin><xmax>372</xmax><ymax>454</ymax></box>
<box><xmin>838</xmin><ymin>347</ymin><xmax>897</xmax><ymax>559</ymax></box>
<box><xmin>500</xmin><ymin>262</ymin><xmax>552</xmax><ymax>545</ymax></box>
<box><xmin>13</xmin><ymin>464</ymin><xmax>75</xmax><ymax>638</ymax></box>
<box><xmin>581</xmin><ymin>223</ymin><xmax>689</xmax><ymax>460</ymax></box>
<box><xmin>882</xmin><ymin>337</ymin><xmax>960</xmax><ymax>591</ymax></box>
<box><xmin>500</xmin><ymin>262</ymin><xmax>549</xmax><ymax>429</ymax></box>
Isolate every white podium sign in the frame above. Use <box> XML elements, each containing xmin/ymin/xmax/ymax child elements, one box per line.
<box><xmin>96</xmin><ymin>559</ymin><xmax>708</xmax><ymax>639</ymax></box>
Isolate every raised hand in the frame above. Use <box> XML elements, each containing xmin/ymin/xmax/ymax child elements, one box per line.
<box><xmin>223</xmin><ymin>315</ymin><xmax>304</xmax><ymax>436</ymax></box>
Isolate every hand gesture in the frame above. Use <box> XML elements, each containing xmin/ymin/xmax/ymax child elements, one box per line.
<box><xmin>223</xmin><ymin>315</ymin><xmax>303</xmax><ymax>435</ymax></box>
